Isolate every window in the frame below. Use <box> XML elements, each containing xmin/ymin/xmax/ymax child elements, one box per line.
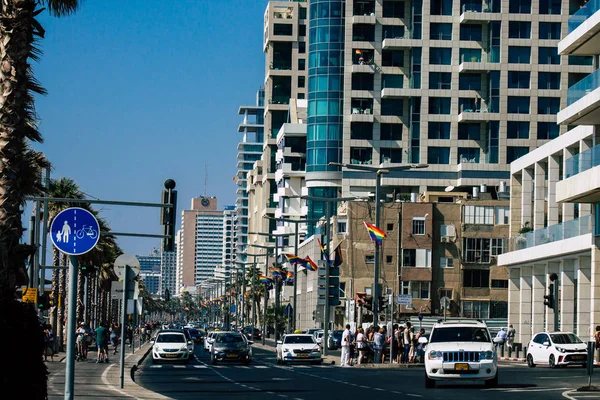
<box><xmin>464</xmin><ymin>206</ymin><xmax>494</xmax><ymax>224</ymax></box>
<box><xmin>429</xmin><ymin>72</ymin><xmax>451</xmax><ymax>90</ymax></box>
<box><xmin>352</xmin><ymin>73</ymin><xmax>374</xmax><ymax>90</ymax></box>
<box><xmin>491</xmin><ymin>279</ymin><xmax>509</xmax><ymax>289</ymax></box>
<box><xmin>459</xmin><ymin>48</ymin><xmax>481</xmax><ymax>63</ymax></box>
<box><xmin>382</xmin><ymin>98</ymin><xmax>403</xmax><ymax>116</ymax></box>
<box><xmin>351</xmin><ymin>122</ymin><xmax>373</xmax><ymax>140</ymax></box>
<box><xmin>508</xmin><ymin>71</ymin><xmax>530</xmax><ymax>89</ymax></box>
<box><xmin>458</xmin><ymin>124</ymin><xmax>480</xmax><ymax>140</ymax></box>
<box><xmin>538</xmin><ymin>72</ymin><xmax>560</xmax><ymax>90</ymax></box>
<box><xmin>430</xmin><ymin>23</ymin><xmax>452</xmax><ymax>40</ymax></box>
<box><xmin>350</xmin><ymin>147</ymin><xmax>373</xmax><ymax>164</ymax></box>
<box><xmin>491</xmin><ymin>238</ymin><xmax>505</xmax><ymax>255</ymax></box>
<box><xmin>365</xmin><ymin>255</ymin><xmax>375</xmax><ymax>263</ymax></box>
<box><xmin>382</xmin><ymin>50</ymin><xmax>404</xmax><ymax>67</ymax></box>
<box><xmin>463</xmin><ymin>269</ymin><xmax>490</xmax><ymax>287</ymax></box>
<box><xmin>428</xmin><ymin>147</ymin><xmax>450</xmax><ymax>164</ymax></box>
<box><xmin>460</xmin><ymin>24</ymin><xmax>482</xmax><ymax>41</ymax></box>
<box><xmin>538</xmin><ymin>122</ymin><xmax>559</xmax><ymax>140</ymax></box>
<box><xmin>381</xmin><ymin>123</ymin><xmax>403</xmax><ymax>140</ymax></box>
<box><xmin>440</xmin><ymin>257</ymin><xmax>454</xmax><ymax>268</ymax></box>
<box><xmin>509</xmin><ymin>0</ymin><xmax>531</xmax><ymax>13</ymax></box>
<box><xmin>507</xmin><ymin>146</ymin><xmax>529</xmax><ymax>163</ymax></box>
<box><xmin>383</xmin><ymin>1</ymin><xmax>405</xmax><ymax>18</ymax></box>
<box><xmin>539</xmin><ymin>47</ymin><xmax>560</xmax><ymax>65</ymax></box>
<box><xmin>383</xmin><ymin>25</ymin><xmax>406</xmax><ymax>39</ymax></box>
<box><xmin>337</xmin><ymin>220</ymin><xmax>347</xmax><ymax>234</ymax></box>
<box><xmin>459</xmin><ymin>74</ymin><xmax>481</xmax><ymax>90</ymax></box>
<box><xmin>440</xmin><ymin>288</ymin><xmax>452</xmax><ymax>300</ymax></box>
<box><xmin>540</xmin><ymin>0</ymin><xmax>561</xmax><ymax>14</ymax></box>
<box><xmin>386</xmin><ymin>223</ymin><xmax>394</xmax><ymax>232</ymax></box>
<box><xmin>273</xmin><ymin>24</ymin><xmax>293</xmax><ymax>36</ymax></box>
<box><xmin>440</xmin><ymin>224</ymin><xmax>455</xmax><ymax>237</ymax></box>
<box><xmin>401</xmin><ymin>281</ymin><xmax>410</xmax><ymax>295</ymax></box>
<box><xmin>299</xmin><ymin>24</ymin><xmax>306</xmax><ymax>37</ymax></box>
<box><xmin>382</xmin><ymin>74</ymin><xmax>404</xmax><ymax>89</ymax></box>
<box><xmin>508</xmin><ymin>46</ymin><xmax>531</xmax><ymax>63</ymax></box>
<box><xmin>299</xmin><ymin>42</ymin><xmax>306</xmax><ymax>54</ymax></box>
<box><xmin>403</xmin><ymin>249</ymin><xmax>432</xmax><ymax>268</ymax></box>
<box><xmin>507</xmin><ymin>121</ymin><xmax>529</xmax><ymax>139</ymax></box>
<box><xmin>380</xmin><ymin>148</ymin><xmax>403</xmax><ymax>164</ymax></box>
<box><xmin>507</xmin><ymin>96</ymin><xmax>530</xmax><ymax>114</ymax></box>
<box><xmin>495</xmin><ymin>206</ymin><xmax>509</xmax><ymax>224</ymax></box>
<box><xmin>458</xmin><ymin>148</ymin><xmax>480</xmax><ymax>163</ymax></box>
<box><xmin>429</xmin><ymin>48</ymin><xmax>452</xmax><ymax>65</ymax></box>
<box><xmin>298</xmin><ymin>59</ymin><xmax>305</xmax><ymax>70</ymax></box>
<box><xmin>508</xmin><ymin>21</ymin><xmax>531</xmax><ymax>39</ymax></box>
<box><xmin>386</xmin><ymin>255</ymin><xmax>393</xmax><ymax>263</ymax></box>
<box><xmin>412</xmin><ymin>217</ymin><xmax>425</xmax><ymax>235</ymax></box>
<box><xmin>411</xmin><ymin>281</ymin><xmax>431</xmax><ymax>299</ymax></box>
<box><xmin>538</xmin><ymin>97</ymin><xmax>561</xmax><ymax>115</ymax></box>
<box><xmin>353</xmin><ymin>24</ymin><xmax>375</xmax><ymax>41</ymax></box>
<box><xmin>539</xmin><ymin>22</ymin><xmax>561</xmax><ymax>39</ymax></box>
<box><xmin>463</xmin><ymin>300</ymin><xmax>489</xmax><ymax>319</ymax></box>
<box><xmin>431</xmin><ymin>0</ymin><xmax>453</xmax><ymax>15</ymax></box>
<box><xmin>569</xmin><ymin>56</ymin><xmax>594</xmax><ymax>66</ymax></box>
<box><xmin>298</xmin><ymin>76</ymin><xmax>305</xmax><ymax>88</ymax></box>
<box><xmin>429</xmin><ymin>97</ymin><xmax>451</xmax><ymax>114</ymax></box>
<box><xmin>428</xmin><ymin>122</ymin><xmax>451</xmax><ymax>139</ymax></box>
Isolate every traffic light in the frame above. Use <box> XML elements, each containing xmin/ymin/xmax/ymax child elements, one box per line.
<box><xmin>161</xmin><ymin>179</ymin><xmax>178</xmax><ymax>252</ymax></box>
<box><xmin>355</xmin><ymin>292</ymin><xmax>367</xmax><ymax>307</ymax></box>
<box><xmin>48</xmin><ymin>293</ymin><xmax>55</xmax><ymax>308</ymax></box>
<box><xmin>364</xmin><ymin>296</ymin><xmax>373</xmax><ymax>311</ymax></box>
<box><xmin>544</xmin><ymin>283</ymin><xmax>555</xmax><ymax>309</ymax></box>
<box><xmin>378</xmin><ymin>295</ymin><xmax>389</xmax><ymax>311</ymax></box>
<box><xmin>37</xmin><ymin>292</ymin><xmax>49</xmax><ymax>311</ymax></box>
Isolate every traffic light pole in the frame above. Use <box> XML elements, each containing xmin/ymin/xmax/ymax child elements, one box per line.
<box><xmin>323</xmin><ymin>202</ymin><xmax>331</xmax><ymax>357</ymax></box>
<box><xmin>553</xmin><ymin>277</ymin><xmax>559</xmax><ymax>331</ymax></box>
<box><xmin>372</xmin><ymin>171</ymin><xmax>382</xmax><ymax>326</ymax></box>
<box><xmin>65</xmin><ymin>255</ymin><xmax>79</xmax><ymax>400</ymax></box>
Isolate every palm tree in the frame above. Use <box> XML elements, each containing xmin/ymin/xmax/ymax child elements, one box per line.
<box><xmin>0</xmin><ymin>1</ymin><xmax>82</xmax><ymax>395</ymax></box>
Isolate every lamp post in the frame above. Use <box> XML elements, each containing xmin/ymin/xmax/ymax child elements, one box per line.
<box><xmin>250</xmin><ymin>232</ymin><xmax>295</xmax><ymax>342</ymax></box>
<box><xmin>249</xmin><ymin>243</ymin><xmax>275</xmax><ymax>344</ymax></box>
<box><xmin>329</xmin><ymin>162</ymin><xmax>428</xmax><ymax>326</ymax></box>
<box><xmin>263</xmin><ymin>216</ymin><xmax>322</xmax><ymax>331</ymax></box>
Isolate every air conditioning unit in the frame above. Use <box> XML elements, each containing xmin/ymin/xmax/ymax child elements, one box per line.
<box><xmin>440</xmin><ymin>236</ymin><xmax>450</xmax><ymax>243</ymax></box>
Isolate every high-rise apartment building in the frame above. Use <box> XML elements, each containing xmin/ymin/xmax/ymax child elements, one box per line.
<box><xmin>180</xmin><ymin>197</ymin><xmax>224</xmax><ymax>286</ymax></box>
<box><xmin>136</xmin><ymin>248</ymin><xmax>161</xmax><ymax>273</ymax></box>
<box><xmin>223</xmin><ymin>206</ymin><xmax>237</xmax><ymax>275</ymax></box>
<box><xmin>159</xmin><ymin>250</ymin><xmax>177</xmax><ymax>298</ymax></box>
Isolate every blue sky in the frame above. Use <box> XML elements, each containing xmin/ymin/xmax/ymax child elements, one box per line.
<box><xmin>29</xmin><ymin>0</ymin><xmax>267</xmax><ymax>256</ymax></box>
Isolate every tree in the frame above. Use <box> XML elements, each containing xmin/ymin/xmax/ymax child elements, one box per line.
<box><xmin>0</xmin><ymin>1</ymin><xmax>82</xmax><ymax>397</ymax></box>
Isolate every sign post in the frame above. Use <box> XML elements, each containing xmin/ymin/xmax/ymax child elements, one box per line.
<box><xmin>113</xmin><ymin>254</ymin><xmax>140</xmax><ymax>389</ymax></box>
<box><xmin>50</xmin><ymin>207</ymin><xmax>100</xmax><ymax>400</ymax></box>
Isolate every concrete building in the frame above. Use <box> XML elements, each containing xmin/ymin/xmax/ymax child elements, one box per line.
<box><xmin>223</xmin><ymin>206</ymin><xmax>237</xmax><ymax>276</ymax></box>
<box><xmin>180</xmin><ymin>197</ymin><xmax>224</xmax><ymax>287</ymax></box>
<box><xmin>159</xmin><ymin>250</ymin><xmax>177</xmax><ymax>298</ymax></box>
<box><xmin>140</xmin><ymin>271</ymin><xmax>161</xmax><ymax>296</ymax></box>
<box><xmin>136</xmin><ymin>249</ymin><xmax>161</xmax><ymax>273</ymax></box>
<box><xmin>498</xmin><ymin>0</ymin><xmax>600</xmax><ymax>345</ymax></box>
<box><xmin>175</xmin><ymin>229</ymin><xmax>184</xmax><ymax>296</ymax></box>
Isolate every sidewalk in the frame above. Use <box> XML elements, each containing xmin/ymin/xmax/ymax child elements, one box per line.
<box><xmin>47</xmin><ymin>339</ymin><xmax>169</xmax><ymax>399</ymax></box>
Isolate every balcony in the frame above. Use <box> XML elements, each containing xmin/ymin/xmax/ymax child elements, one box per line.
<box><xmin>559</xmin><ymin>0</ymin><xmax>600</xmax><ymax>56</ymax></box>
<box><xmin>557</xmin><ymin>144</ymin><xmax>600</xmax><ymax>203</ymax></box>
<box><xmin>352</xmin><ymin>14</ymin><xmax>376</xmax><ymax>25</ymax></box>
<box><xmin>381</xmin><ymin>87</ymin><xmax>420</xmax><ymax>98</ymax></box>
<box><xmin>459</xmin><ymin>4</ymin><xmax>501</xmax><ymax>24</ymax></box>
<box><xmin>558</xmin><ymin>68</ymin><xmax>600</xmax><ymax>125</ymax></box>
<box><xmin>509</xmin><ymin>215</ymin><xmax>592</xmax><ymax>252</ymax></box>
<box><xmin>458</xmin><ymin>107</ymin><xmax>499</xmax><ymax>122</ymax></box>
<box><xmin>458</xmin><ymin>54</ymin><xmax>500</xmax><ymax>73</ymax></box>
<box><xmin>382</xmin><ymin>36</ymin><xmax>422</xmax><ymax>50</ymax></box>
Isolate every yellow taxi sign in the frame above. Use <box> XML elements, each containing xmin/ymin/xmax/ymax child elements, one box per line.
<box><xmin>22</xmin><ymin>288</ymin><xmax>38</xmax><ymax>303</ymax></box>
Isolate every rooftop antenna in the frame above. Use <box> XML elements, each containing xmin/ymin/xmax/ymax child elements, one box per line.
<box><xmin>204</xmin><ymin>163</ymin><xmax>208</xmax><ymax>197</ymax></box>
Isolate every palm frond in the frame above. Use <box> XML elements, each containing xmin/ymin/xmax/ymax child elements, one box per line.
<box><xmin>42</xmin><ymin>0</ymin><xmax>82</xmax><ymax>17</ymax></box>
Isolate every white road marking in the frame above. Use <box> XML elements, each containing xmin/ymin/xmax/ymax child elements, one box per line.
<box><xmin>255</xmin><ymin>365</ymin><xmax>269</xmax><ymax>369</ymax></box>
<box><xmin>173</xmin><ymin>365</ymin><xmax>185</xmax><ymax>368</ymax></box>
<box><xmin>150</xmin><ymin>365</ymin><xmax>162</xmax><ymax>368</ymax></box>
<box><xmin>407</xmin><ymin>394</ymin><xmax>423</xmax><ymax>398</ymax></box>
<box><xmin>193</xmin><ymin>365</ymin><xmax>207</xmax><ymax>368</ymax></box>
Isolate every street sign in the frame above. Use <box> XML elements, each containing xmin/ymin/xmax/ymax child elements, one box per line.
<box><xmin>396</xmin><ymin>294</ymin><xmax>412</xmax><ymax>305</ymax></box>
<box><xmin>113</xmin><ymin>254</ymin><xmax>140</xmax><ymax>281</ymax></box>
<box><xmin>50</xmin><ymin>207</ymin><xmax>100</xmax><ymax>256</ymax></box>
<box><xmin>440</xmin><ymin>296</ymin><xmax>451</xmax><ymax>309</ymax></box>
<box><xmin>283</xmin><ymin>303</ymin><xmax>293</xmax><ymax>316</ymax></box>
<box><xmin>22</xmin><ymin>287</ymin><xmax>37</xmax><ymax>303</ymax></box>
<box><xmin>110</xmin><ymin>281</ymin><xmax>138</xmax><ymax>300</ymax></box>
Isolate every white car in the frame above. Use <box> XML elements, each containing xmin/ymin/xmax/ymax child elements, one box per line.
<box><xmin>204</xmin><ymin>332</ymin><xmax>215</xmax><ymax>351</ymax></box>
<box><xmin>527</xmin><ymin>332</ymin><xmax>588</xmax><ymax>368</ymax></box>
<box><xmin>276</xmin><ymin>334</ymin><xmax>322</xmax><ymax>365</ymax></box>
<box><xmin>420</xmin><ymin>320</ymin><xmax>499</xmax><ymax>388</ymax></box>
<box><xmin>151</xmin><ymin>330</ymin><xmax>190</xmax><ymax>364</ymax></box>
<box><xmin>315</xmin><ymin>330</ymin><xmax>324</xmax><ymax>347</ymax></box>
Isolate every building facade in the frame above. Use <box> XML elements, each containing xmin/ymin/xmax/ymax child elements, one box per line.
<box><xmin>159</xmin><ymin>250</ymin><xmax>177</xmax><ymax>298</ymax></box>
<box><xmin>140</xmin><ymin>271</ymin><xmax>161</xmax><ymax>296</ymax></box>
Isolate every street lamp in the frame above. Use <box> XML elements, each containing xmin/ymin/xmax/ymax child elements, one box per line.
<box><xmin>250</xmin><ymin>232</ymin><xmax>296</xmax><ymax>342</ymax></box>
<box><xmin>263</xmin><ymin>215</ymin><xmax>322</xmax><ymax>331</ymax></box>
<box><xmin>328</xmin><ymin>162</ymin><xmax>428</xmax><ymax>326</ymax></box>
<box><xmin>249</xmin><ymin>243</ymin><xmax>275</xmax><ymax>344</ymax></box>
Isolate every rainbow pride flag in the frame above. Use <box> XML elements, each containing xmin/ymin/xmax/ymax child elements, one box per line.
<box><xmin>285</xmin><ymin>254</ymin><xmax>307</xmax><ymax>266</ymax></box>
<box><xmin>364</xmin><ymin>221</ymin><xmax>386</xmax><ymax>244</ymax></box>
<box><xmin>259</xmin><ymin>275</ymin><xmax>272</xmax><ymax>283</ymax></box>
<box><xmin>305</xmin><ymin>256</ymin><xmax>318</xmax><ymax>272</ymax></box>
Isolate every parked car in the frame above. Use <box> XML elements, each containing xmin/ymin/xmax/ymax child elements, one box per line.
<box><xmin>328</xmin><ymin>330</ymin><xmax>343</xmax><ymax>350</ymax></box>
<box><xmin>527</xmin><ymin>332</ymin><xmax>587</xmax><ymax>368</ymax></box>
<box><xmin>276</xmin><ymin>334</ymin><xmax>322</xmax><ymax>365</ymax></box>
<box><xmin>210</xmin><ymin>332</ymin><xmax>253</xmax><ymax>365</ymax></box>
<box><xmin>315</xmin><ymin>330</ymin><xmax>324</xmax><ymax>347</ymax></box>
<box><xmin>151</xmin><ymin>330</ymin><xmax>190</xmax><ymax>364</ymax></box>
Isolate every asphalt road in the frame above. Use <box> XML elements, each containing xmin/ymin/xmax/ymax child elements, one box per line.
<box><xmin>136</xmin><ymin>344</ymin><xmax>600</xmax><ymax>400</ymax></box>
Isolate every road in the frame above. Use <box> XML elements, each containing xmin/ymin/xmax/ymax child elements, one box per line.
<box><xmin>135</xmin><ymin>344</ymin><xmax>600</xmax><ymax>400</ymax></box>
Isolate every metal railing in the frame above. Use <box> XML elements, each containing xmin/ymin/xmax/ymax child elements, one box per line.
<box><xmin>508</xmin><ymin>215</ymin><xmax>592</xmax><ymax>251</ymax></box>
<box><xmin>569</xmin><ymin>0</ymin><xmax>600</xmax><ymax>33</ymax></box>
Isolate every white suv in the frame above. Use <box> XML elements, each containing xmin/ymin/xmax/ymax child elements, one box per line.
<box><xmin>420</xmin><ymin>320</ymin><xmax>500</xmax><ymax>388</ymax></box>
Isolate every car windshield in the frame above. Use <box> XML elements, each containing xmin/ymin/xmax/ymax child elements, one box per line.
<box><xmin>217</xmin><ymin>335</ymin><xmax>245</xmax><ymax>344</ymax></box>
<box><xmin>157</xmin><ymin>334</ymin><xmax>185</xmax><ymax>343</ymax></box>
<box><xmin>551</xmin><ymin>333</ymin><xmax>583</xmax><ymax>344</ymax></box>
<box><xmin>284</xmin><ymin>336</ymin><xmax>315</xmax><ymax>344</ymax></box>
<box><xmin>332</xmin><ymin>331</ymin><xmax>343</xmax><ymax>338</ymax></box>
<box><xmin>429</xmin><ymin>327</ymin><xmax>491</xmax><ymax>343</ymax></box>
<box><xmin>188</xmin><ymin>329</ymin><xmax>199</xmax><ymax>335</ymax></box>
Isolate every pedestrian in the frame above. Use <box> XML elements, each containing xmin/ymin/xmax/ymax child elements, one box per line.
<box><xmin>495</xmin><ymin>328</ymin><xmax>507</xmax><ymax>353</ymax></box>
<box><xmin>95</xmin><ymin>322</ymin><xmax>109</xmax><ymax>363</ymax></box>
<box><xmin>416</xmin><ymin>328</ymin><xmax>426</xmax><ymax>363</ymax></box>
<box><xmin>110</xmin><ymin>323</ymin><xmax>120</xmax><ymax>355</ymax></box>
<box><xmin>43</xmin><ymin>324</ymin><xmax>54</xmax><ymax>362</ymax></box>
<box><xmin>507</xmin><ymin>324</ymin><xmax>516</xmax><ymax>352</ymax></box>
<box><xmin>396</xmin><ymin>326</ymin><xmax>404</xmax><ymax>363</ymax></box>
<box><xmin>409</xmin><ymin>327</ymin><xmax>417</xmax><ymax>363</ymax></box>
<box><xmin>391</xmin><ymin>324</ymin><xmax>399</xmax><ymax>363</ymax></box>
<box><xmin>367</xmin><ymin>326</ymin><xmax>375</xmax><ymax>342</ymax></box>
<box><xmin>341</xmin><ymin>324</ymin><xmax>351</xmax><ymax>367</ymax></box>
<box><xmin>402</xmin><ymin>322</ymin><xmax>412</xmax><ymax>363</ymax></box>
<box><xmin>373</xmin><ymin>327</ymin><xmax>385</xmax><ymax>364</ymax></box>
<box><xmin>356</xmin><ymin>328</ymin><xmax>367</xmax><ymax>365</ymax></box>
<box><xmin>594</xmin><ymin>326</ymin><xmax>600</xmax><ymax>364</ymax></box>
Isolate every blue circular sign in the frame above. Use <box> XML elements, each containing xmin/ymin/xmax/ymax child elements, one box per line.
<box><xmin>50</xmin><ymin>207</ymin><xmax>100</xmax><ymax>255</ymax></box>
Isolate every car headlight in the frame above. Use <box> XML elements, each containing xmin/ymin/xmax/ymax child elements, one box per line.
<box><xmin>180</xmin><ymin>345</ymin><xmax>188</xmax><ymax>351</ymax></box>
<box><xmin>283</xmin><ymin>348</ymin><xmax>290</xmax><ymax>353</ymax></box>
<box><xmin>556</xmin><ymin>347</ymin><xmax>566</xmax><ymax>353</ymax></box>
<box><xmin>311</xmin><ymin>348</ymin><xmax>320</xmax><ymax>353</ymax></box>
<box><xmin>480</xmin><ymin>351</ymin><xmax>494</xmax><ymax>360</ymax></box>
<box><xmin>153</xmin><ymin>345</ymin><xmax>159</xmax><ymax>352</ymax></box>
<box><xmin>428</xmin><ymin>350</ymin><xmax>442</xmax><ymax>360</ymax></box>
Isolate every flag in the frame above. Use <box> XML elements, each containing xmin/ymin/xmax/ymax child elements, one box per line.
<box><xmin>258</xmin><ymin>275</ymin><xmax>272</xmax><ymax>283</ymax></box>
<box><xmin>285</xmin><ymin>254</ymin><xmax>307</xmax><ymax>266</ymax></box>
<box><xmin>305</xmin><ymin>256</ymin><xmax>318</xmax><ymax>272</ymax></box>
<box><xmin>317</xmin><ymin>239</ymin><xmax>330</xmax><ymax>263</ymax></box>
<box><xmin>285</xmin><ymin>271</ymin><xmax>294</xmax><ymax>282</ymax></box>
<box><xmin>355</xmin><ymin>49</ymin><xmax>362</xmax><ymax>54</ymax></box>
<box><xmin>269</xmin><ymin>266</ymin><xmax>283</xmax><ymax>277</ymax></box>
<box><xmin>364</xmin><ymin>221</ymin><xmax>386</xmax><ymax>244</ymax></box>
<box><xmin>333</xmin><ymin>241</ymin><xmax>344</xmax><ymax>267</ymax></box>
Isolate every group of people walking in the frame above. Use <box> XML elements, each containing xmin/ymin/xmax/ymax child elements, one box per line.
<box><xmin>339</xmin><ymin>322</ymin><xmax>427</xmax><ymax>366</ymax></box>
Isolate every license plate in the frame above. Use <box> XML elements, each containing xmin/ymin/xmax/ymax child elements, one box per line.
<box><xmin>164</xmin><ymin>354</ymin><xmax>178</xmax><ymax>358</ymax></box>
<box><xmin>226</xmin><ymin>354</ymin><xmax>238</xmax><ymax>358</ymax></box>
<box><xmin>297</xmin><ymin>354</ymin><xmax>308</xmax><ymax>358</ymax></box>
<box><xmin>572</xmin><ymin>355</ymin><xmax>585</xmax><ymax>360</ymax></box>
<box><xmin>455</xmin><ymin>363</ymin><xmax>469</xmax><ymax>371</ymax></box>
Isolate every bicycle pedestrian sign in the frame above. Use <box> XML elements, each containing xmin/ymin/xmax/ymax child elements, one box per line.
<box><xmin>50</xmin><ymin>207</ymin><xmax>100</xmax><ymax>256</ymax></box>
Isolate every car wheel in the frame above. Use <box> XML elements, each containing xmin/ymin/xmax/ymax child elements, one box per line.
<box><xmin>211</xmin><ymin>357</ymin><xmax>217</xmax><ymax>365</ymax></box>
<box><xmin>152</xmin><ymin>357</ymin><xmax>159</xmax><ymax>365</ymax></box>
<box><xmin>527</xmin><ymin>354</ymin><xmax>536</xmax><ymax>368</ymax></box>
<box><xmin>424</xmin><ymin>373</ymin><xmax>435</xmax><ymax>388</ymax></box>
<box><xmin>485</xmin><ymin>372</ymin><xmax>499</xmax><ymax>388</ymax></box>
<box><xmin>549</xmin><ymin>354</ymin><xmax>557</xmax><ymax>368</ymax></box>
<box><xmin>312</xmin><ymin>360</ymin><xmax>322</xmax><ymax>365</ymax></box>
